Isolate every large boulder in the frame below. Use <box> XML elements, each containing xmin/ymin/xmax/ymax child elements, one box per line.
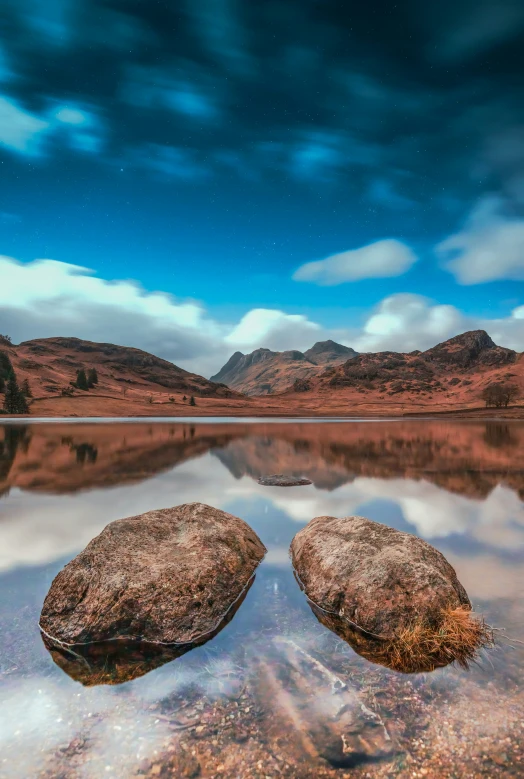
<box><xmin>40</xmin><ymin>502</ymin><xmax>266</xmax><ymax>650</ymax></box>
<box><xmin>290</xmin><ymin>515</ymin><xmax>491</xmax><ymax>673</ymax></box>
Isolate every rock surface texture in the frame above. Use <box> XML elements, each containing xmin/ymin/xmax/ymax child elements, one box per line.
<box><xmin>40</xmin><ymin>502</ymin><xmax>266</xmax><ymax>647</ymax></box>
<box><xmin>291</xmin><ymin>515</ymin><xmax>489</xmax><ymax>672</ymax></box>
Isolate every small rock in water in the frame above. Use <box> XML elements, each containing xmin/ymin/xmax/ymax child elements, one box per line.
<box><xmin>40</xmin><ymin>502</ymin><xmax>266</xmax><ymax>682</ymax></box>
<box><xmin>257</xmin><ymin>474</ymin><xmax>312</xmax><ymax>487</ymax></box>
<box><xmin>291</xmin><ymin>515</ymin><xmax>492</xmax><ymax>673</ymax></box>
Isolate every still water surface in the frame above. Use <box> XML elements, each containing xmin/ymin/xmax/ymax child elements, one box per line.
<box><xmin>0</xmin><ymin>420</ymin><xmax>523</xmax><ymax>778</ymax></box>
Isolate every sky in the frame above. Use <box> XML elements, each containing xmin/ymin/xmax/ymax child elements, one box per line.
<box><xmin>1</xmin><ymin>0</ymin><xmax>524</xmax><ymax>376</ymax></box>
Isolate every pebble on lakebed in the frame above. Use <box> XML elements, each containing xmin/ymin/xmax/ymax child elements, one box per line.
<box><xmin>291</xmin><ymin>514</ymin><xmax>493</xmax><ymax>673</ymax></box>
<box><xmin>39</xmin><ymin>502</ymin><xmax>266</xmax><ymax>681</ymax></box>
<box><xmin>257</xmin><ymin>474</ymin><xmax>312</xmax><ymax>486</ymax></box>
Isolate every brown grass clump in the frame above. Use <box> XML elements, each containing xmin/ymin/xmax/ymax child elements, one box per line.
<box><xmin>377</xmin><ymin>606</ymin><xmax>494</xmax><ymax>673</ymax></box>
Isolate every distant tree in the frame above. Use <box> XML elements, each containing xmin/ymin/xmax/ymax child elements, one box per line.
<box><xmin>0</xmin><ymin>351</ymin><xmax>13</xmax><ymax>381</ymax></box>
<box><xmin>0</xmin><ymin>376</ymin><xmax>4</xmax><ymax>394</ymax></box>
<box><xmin>148</xmin><ymin>394</ymin><xmax>153</xmax><ymax>404</ymax></box>
<box><xmin>87</xmin><ymin>368</ymin><xmax>98</xmax><ymax>387</ymax></box>
<box><xmin>189</xmin><ymin>395</ymin><xmax>196</xmax><ymax>406</ymax></box>
<box><xmin>183</xmin><ymin>395</ymin><xmax>187</xmax><ymax>401</ymax></box>
<box><xmin>481</xmin><ymin>382</ymin><xmax>519</xmax><ymax>408</ymax></box>
<box><xmin>3</xmin><ymin>374</ymin><xmax>29</xmax><ymax>414</ymax></box>
<box><xmin>76</xmin><ymin>369</ymin><xmax>89</xmax><ymax>390</ymax></box>
<box><xmin>169</xmin><ymin>396</ymin><xmax>175</xmax><ymax>403</ymax></box>
<box><xmin>21</xmin><ymin>378</ymin><xmax>32</xmax><ymax>397</ymax></box>
<box><xmin>0</xmin><ymin>334</ymin><xmax>12</xmax><ymax>343</ymax></box>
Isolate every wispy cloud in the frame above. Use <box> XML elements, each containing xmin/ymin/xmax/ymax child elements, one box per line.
<box><xmin>429</xmin><ymin>0</ymin><xmax>524</xmax><ymax>62</ymax></box>
<box><xmin>0</xmin><ymin>96</ymin><xmax>50</xmax><ymax>155</ymax></box>
<box><xmin>120</xmin><ymin>65</ymin><xmax>220</xmax><ymax>120</ymax></box>
<box><xmin>0</xmin><ymin>96</ymin><xmax>103</xmax><ymax>157</ymax></box>
<box><xmin>128</xmin><ymin>143</ymin><xmax>212</xmax><ymax>180</ymax></box>
<box><xmin>438</xmin><ymin>196</ymin><xmax>524</xmax><ymax>284</ymax></box>
<box><xmin>367</xmin><ymin>178</ymin><xmax>416</xmax><ymax>211</ymax></box>
<box><xmin>293</xmin><ymin>239</ymin><xmax>418</xmax><ymax>285</ymax></box>
<box><xmin>182</xmin><ymin>0</ymin><xmax>253</xmax><ymax>75</ymax></box>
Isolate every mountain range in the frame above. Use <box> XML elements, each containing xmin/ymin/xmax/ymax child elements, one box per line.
<box><xmin>211</xmin><ymin>330</ymin><xmax>518</xmax><ymax>398</ymax></box>
<box><xmin>210</xmin><ymin>339</ymin><xmax>358</xmax><ymax>395</ymax></box>
<box><xmin>0</xmin><ymin>330</ymin><xmax>522</xmax><ymax>417</ymax></box>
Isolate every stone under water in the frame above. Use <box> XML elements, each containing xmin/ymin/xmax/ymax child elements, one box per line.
<box><xmin>255</xmin><ymin>636</ymin><xmax>396</xmax><ymax>768</ymax></box>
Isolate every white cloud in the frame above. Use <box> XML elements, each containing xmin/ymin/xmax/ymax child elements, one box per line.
<box><xmin>438</xmin><ymin>197</ymin><xmax>524</xmax><ymax>284</ymax></box>
<box><xmin>352</xmin><ymin>291</ymin><xmax>524</xmax><ymax>354</ymax></box>
<box><xmin>0</xmin><ymin>96</ymin><xmax>103</xmax><ymax>157</ymax></box>
<box><xmin>0</xmin><ymin>256</ymin><xmax>333</xmax><ymax>376</ymax></box>
<box><xmin>353</xmin><ymin>293</ymin><xmax>466</xmax><ymax>353</ymax></box>
<box><xmin>54</xmin><ymin>106</ymin><xmax>87</xmax><ymax>125</ymax></box>
<box><xmin>293</xmin><ymin>239</ymin><xmax>417</xmax><ymax>285</ymax></box>
<box><xmin>0</xmin><ymin>96</ymin><xmax>50</xmax><ymax>155</ymax></box>
<box><xmin>225</xmin><ymin>309</ymin><xmax>321</xmax><ymax>352</ymax></box>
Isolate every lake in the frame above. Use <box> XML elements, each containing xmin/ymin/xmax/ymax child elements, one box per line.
<box><xmin>0</xmin><ymin>419</ymin><xmax>523</xmax><ymax>778</ymax></box>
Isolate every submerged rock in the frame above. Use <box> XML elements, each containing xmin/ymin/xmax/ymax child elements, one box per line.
<box><xmin>258</xmin><ymin>474</ymin><xmax>312</xmax><ymax>487</ymax></box>
<box><xmin>291</xmin><ymin>515</ymin><xmax>491</xmax><ymax>673</ymax></box>
<box><xmin>40</xmin><ymin>502</ymin><xmax>266</xmax><ymax>651</ymax></box>
<box><xmin>255</xmin><ymin>637</ymin><xmax>395</xmax><ymax>768</ymax></box>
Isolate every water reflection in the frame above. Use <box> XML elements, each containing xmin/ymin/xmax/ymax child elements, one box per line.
<box><xmin>0</xmin><ymin>420</ymin><xmax>523</xmax><ymax>777</ymax></box>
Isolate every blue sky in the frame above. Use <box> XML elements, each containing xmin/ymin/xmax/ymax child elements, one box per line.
<box><xmin>1</xmin><ymin>0</ymin><xmax>524</xmax><ymax>375</ymax></box>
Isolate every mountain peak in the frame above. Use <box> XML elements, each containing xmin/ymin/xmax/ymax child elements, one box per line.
<box><xmin>304</xmin><ymin>340</ymin><xmax>357</xmax><ymax>365</ymax></box>
<box><xmin>423</xmin><ymin>330</ymin><xmax>515</xmax><ymax>368</ymax></box>
<box><xmin>210</xmin><ymin>351</ymin><xmax>244</xmax><ymax>382</ymax></box>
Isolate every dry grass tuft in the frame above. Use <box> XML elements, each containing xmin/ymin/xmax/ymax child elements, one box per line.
<box><xmin>376</xmin><ymin>606</ymin><xmax>494</xmax><ymax>673</ymax></box>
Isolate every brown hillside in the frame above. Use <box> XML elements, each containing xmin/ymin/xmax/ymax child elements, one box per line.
<box><xmin>1</xmin><ymin>336</ymin><xmax>239</xmax><ymax>407</ymax></box>
<box><xmin>279</xmin><ymin>330</ymin><xmax>521</xmax><ymax>410</ymax></box>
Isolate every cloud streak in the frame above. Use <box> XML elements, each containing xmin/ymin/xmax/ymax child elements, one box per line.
<box><xmin>438</xmin><ymin>197</ymin><xmax>524</xmax><ymax>284</ymax></box>
<box><xmin>293</xmin><ymin>240</ymin><xmax>418</xmax><ymax>285</ymax></box>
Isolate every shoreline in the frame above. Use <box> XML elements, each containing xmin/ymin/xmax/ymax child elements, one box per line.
<box><xmin>3</xmin><ymin>390</ymin><xmax>524</xmax><ymax>422</ymax></box>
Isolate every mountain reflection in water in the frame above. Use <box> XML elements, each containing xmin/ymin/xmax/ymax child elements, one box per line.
<box><xmin>0</xmin><ymin>420</ymin><xmax>523</xmax><ymax>778</ymax></box>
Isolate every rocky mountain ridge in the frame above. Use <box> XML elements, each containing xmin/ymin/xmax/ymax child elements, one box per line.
<box><xmin>211</xmin><ymin>330</ymin><xmax>519</xmax><ymax>398</ymax></box>
<box><xmin>210</xmin><ymin>339</ymin><xmax>357</xmax><ymax>395</ymax></box>
<box><xmin>287</xmin><ymin>330</ymin><xmax>519</xmax><ymax>400</ymax></box>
